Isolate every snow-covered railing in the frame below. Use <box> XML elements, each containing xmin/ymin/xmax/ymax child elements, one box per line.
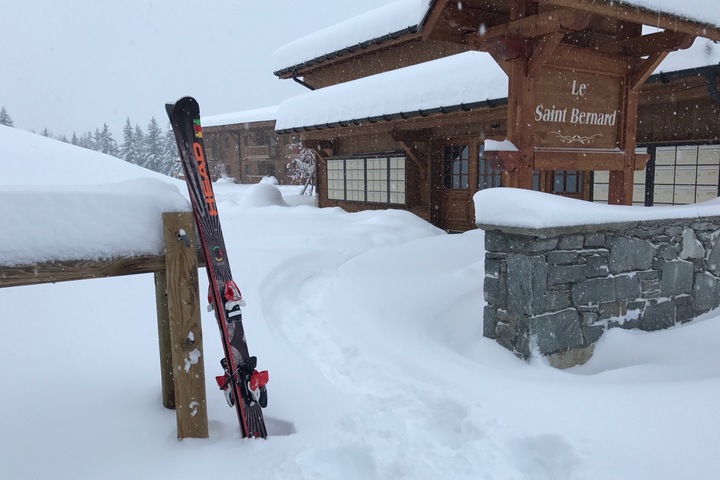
<box><xmin>0</xmin><ymin>210</ymin><xmax>209</xmax><ymax>440</ymax></box>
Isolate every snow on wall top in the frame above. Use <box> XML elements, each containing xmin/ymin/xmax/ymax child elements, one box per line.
<box><xmin>272</xmin><ymin>0</ymin><xmax>430</xmax><ymax>73</ymax></box>
<box><xmin>275</xmin><ymin>51</ymin><xmax>507</xmax><ymax>132</ymax></box>
<box><xmin>474</xmin><ymin>187</ymin><xmax>720</xmax><ymax>230</ymax></box>
<box><xmin>0</xmin><ymin>126</ymin><xmax>190</xmax><ymax>265</ymax></box>
<box><xmin>203</xmin><ymin>105</ymin><xmax>279</xmax><ymax>128</ymax></box>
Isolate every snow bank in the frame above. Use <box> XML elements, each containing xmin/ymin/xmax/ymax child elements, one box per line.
<box><xmin>239</xmin><ymin>183</ymin><xmax>289</xmax><ymax>208</ymax></box>
<box><xmin>475</xmin><ymin>187</ymin><xmax>720</xmax><ymax>230</ymax></box>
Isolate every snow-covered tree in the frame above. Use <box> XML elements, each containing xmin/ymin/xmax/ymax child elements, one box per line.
<box><xmin>0</xmin><ymin>106</ymin><xmax>14</xmax><ymax>127</ymax></box>
<box><xmin>287</xmin><ymin>147</ymin><xmax>317</xmax><ymax>194</ymax></box>
<box><xmin>142</xmin><ymin>117</ymin><xmax>164</xmax><ymax>171</ymax></box>
<box><xmin>119</xmin><ymin>118</ymin><xmax>142</xmax><ymax>165</ymax></box>
<box><xmin>96</xmin><ymin>123</ymin><xmax>118</xmax><ymax>157</ymax></box>
<box><xmin>160</xmin><ymin>124</ymin><xmax>181</xmax><ymax>177</ymax></box>
<box><xmin>78</xmin><ymin>131</ymin><xmax>96</xmax><ymax>150</ymax></box>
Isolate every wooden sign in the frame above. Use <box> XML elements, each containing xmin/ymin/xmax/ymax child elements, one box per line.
<box><xmin>534</xmin><ymin>67</ymin><xmax>623</xmax><ymax>150</ymax></box>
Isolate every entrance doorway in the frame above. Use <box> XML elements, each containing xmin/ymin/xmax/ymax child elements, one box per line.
<box><xmin>435</xmin><ymin>140</ymin><xmax>501</xmax><ymax>231</ymax></box>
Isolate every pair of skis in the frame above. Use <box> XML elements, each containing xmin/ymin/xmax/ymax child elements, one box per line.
<box><xmin>166</xmin><ymin>97</ymin><xmax>268</xmax><ymax>439</ymax></box>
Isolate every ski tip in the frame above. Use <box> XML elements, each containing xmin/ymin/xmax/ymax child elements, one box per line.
<box><xmin>165</xmin><ymin>97</ymin><xmax>198</xmax><ymax>120</ymax></box>
<box><xmin>164</xmin><ymin>102</ymin><xmax>175</xmax><ymax>120</ymax></box>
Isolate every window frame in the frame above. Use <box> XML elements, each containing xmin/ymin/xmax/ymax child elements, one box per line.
<box><xmin>326</xmin><ymin>153</ymin><xmax>406</xmax><ymax>205</ymax></box>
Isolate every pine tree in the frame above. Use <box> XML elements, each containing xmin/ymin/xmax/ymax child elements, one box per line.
<box><xmin>119</xmin><ymin>118</ymin><xmax>141</xmax><ymax>165</ymax></box>
<box><xmin>0</xmin><ymin>106</ymin><xmax>13</xmax><ymax>127</ymax></box>
<box><xmin>78</xmin><ymin>131</ymin><xmax>95</xmax><ymax>150</ymax></box>
<box><xmin>159</xmin><ymin>123</ymin><xmax>181</xmax><ymax>176</ymax></box>
<box><xmin>96</xmin><ymin>123</ymin><xmax>119</xmax><ymax>157</ymax></box>
<box><xmin>142</xmin><ymin>117</ymin><xmax>163</xmax><ymax>172</ymax></box>
<box><xmin>71</xmin><ymin>132</ymin><xmax>79</xmax><ymax>146</ymax></box>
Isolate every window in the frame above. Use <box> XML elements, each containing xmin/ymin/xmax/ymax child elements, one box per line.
<box><xmin>553</xmin><ymin>170</ymin><xmax>581</xmax><ymax>193</ymax></box>
<box><xmin>478</xmin><ymin>145</ymin><xmax>501</xmax><ymax>190</ymax></box>
<box><xmin>443</xmin><ymin>145</ymin><xmax>469</xmax><ymax>189</ymax></box>
<box><xmin>326</xmin><ymin>155</ymin><xmax>406</xmax><ymax>205</ymax></box>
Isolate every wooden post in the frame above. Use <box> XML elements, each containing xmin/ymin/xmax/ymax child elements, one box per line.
<box><xmin>155</xmin><ymin>270</ymin><xmax>174</xmax><ymax>409</ymax></box>
<box><xmin>161</xmin><ymin>211</ymin><xmax>209</xmax><ymax>439</ymax></box>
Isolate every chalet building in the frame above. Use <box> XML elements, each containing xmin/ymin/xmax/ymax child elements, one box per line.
<box><xmin>266</xmin><ymin>0</ymin><xmax>720</xmax><ymax>231</ymax></box>
<box><xmin>202</xmin><ymin>106</ymin><xmax>302</xmax><ymax>184</ymax></box>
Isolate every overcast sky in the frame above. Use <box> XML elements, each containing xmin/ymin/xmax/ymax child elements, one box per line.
<box><xmin>0</xmin><ymin>0</ymin><xmax>394</xmax><ymax>138</ymax></box>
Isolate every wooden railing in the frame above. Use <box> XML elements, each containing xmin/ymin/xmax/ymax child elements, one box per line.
<box><xmin>0</xmin><ymin>211</ymin><xmax>209</xmax><ymax>440</ymax></box>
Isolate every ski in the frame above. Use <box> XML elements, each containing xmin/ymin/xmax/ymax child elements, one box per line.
<box><xmin>166</xmin><ymin>96</ymin><xmax>268</xmax><ymax>439</ymax></box>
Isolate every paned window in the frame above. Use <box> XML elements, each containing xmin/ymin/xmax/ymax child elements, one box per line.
<box><xmin>478</xmin><ymin>145</ymin><xmax>501</xmax><ymax>190</ymax></box>
<box><xmin>443</xmin><ymin>145</ymin><xmax>469</xmax><ymax>189</ymax></box>
<box><xmin>553</xmin><ymin>170</ymin><xmax>581</xmax><ymax>193</ymax></box>
<box><xmin>326</xmin><ymin>155</ymin><xmax>406</xmax><ymax>205</ymax></box>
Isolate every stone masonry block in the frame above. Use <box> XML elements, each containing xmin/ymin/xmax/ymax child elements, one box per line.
<box><xmin>507</xmin><ymin>254</ymin><xmax>548</xmax><ymax>315</ymax></box>
<box><xmin>660</xmin><ymin>260</ymin><xmax>694</xmax><ymax>296</ymax></box>
<box><xmin>609</xmin><ymin>236</ymin><xmax>655</xmax><ymax>274</ymax></box>
<box><xmin>572</xmin><ymin>277</ymin><xmax>616</xmax><ymax>306</ymax></box>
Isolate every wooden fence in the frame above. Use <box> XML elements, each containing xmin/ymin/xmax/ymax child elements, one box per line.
<box><xmin>0</xmin><ymin>211</ymin><xmax>208</xmax><ymax>440</ymax></box>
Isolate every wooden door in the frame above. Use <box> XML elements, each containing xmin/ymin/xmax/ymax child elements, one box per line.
<box><xmin>437</xmin><ymin>142</ymin><xmax>478</xmax><ymax>231</ymax></box>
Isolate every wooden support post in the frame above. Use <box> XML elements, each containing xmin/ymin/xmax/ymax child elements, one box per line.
<box><xmin>155</xmin><ymin>270</ymin><xmax>174</xmax><ymax>409</ymax></box>
<box><xmin>161</xmin><ymin>211</ymin><xmax>208</xmax><ymax>440</ymax></box>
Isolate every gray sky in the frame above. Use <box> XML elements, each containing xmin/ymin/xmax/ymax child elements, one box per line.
<box><xmin>0</xmin><ymin>0</ymin><xmax>393</xmax><ymax>138</ymax></box>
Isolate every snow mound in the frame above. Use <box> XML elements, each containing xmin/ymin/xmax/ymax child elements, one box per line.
<box><xmin>240</xmin><ymin>183</ymin><xmax>289</xmax><ymax>208</ymax></box>
<box><xmin>259</xmin><ymin>176</ymin><xmax>279</xmax><ymax>185</ymax></box>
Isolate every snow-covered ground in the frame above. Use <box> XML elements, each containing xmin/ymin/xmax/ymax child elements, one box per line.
<box><xmin>2</xmin><ymin>128</ymin><xmax>720</xmax><ymax>479</ymax></box>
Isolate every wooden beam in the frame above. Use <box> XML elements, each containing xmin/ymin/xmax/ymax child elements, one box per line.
<box><xmin>484</xmin><ymin>35</ymin><xmax>526</xmax><ymax>64</ymax></box>
<box><xmin>397</xmin><ymin>140</ymin><xmax>424</xmax><ymax>176</ymax></box>
<box><xmin>534</xmin><ymin>149</ymin><xmax>626</xmax><ymax>171</ymax></box>
<box><xmin>465</xmin><ymin>8</ymin><xmax>590</xmax><ymax>47</ymax></box>
<box><xmin>391</xmin><ymin>128</ymin><xmax>432</xmax><ymax>143</ymax></box>
<box><xmin>0</xmin><ymin>255</ymin><xmax>167</xmax><ymax>288</ymax></box>
<box><xmin>162</xmin><ymin>211</ymin><xmax>208</xmax><ymax>440</ymax></box>
<box><xmin>630</xmin><ymin>51</ymin><xmax>669</xmax><ymax>90</ymax></box>
<box><xmin>527</xmin><ymin>32</ymin><xmax>565</xmax><ymax>77</ymax></box>
<box><xmin>596</xmin><ymin>30</ymin><xmax>696</xmax><ymax>57</ymax></box>
<box><xmin>422</xmin><ymin>0</ymin><xmax>451</xmax><ymax>41</ymax></box>
<box><xmin>537</xmin><ymin>0</ymin><xmax>720</xmax><ymax>41</ymax></box>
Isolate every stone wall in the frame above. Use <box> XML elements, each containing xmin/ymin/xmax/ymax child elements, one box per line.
<box><xmin>480</xmin><ymin>217</ymin><xmax>720</xmax><ymax>368</ymax></box>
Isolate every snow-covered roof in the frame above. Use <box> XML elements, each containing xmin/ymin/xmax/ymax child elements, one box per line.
<box><xmin>272</xmin><ymin>0</ymin><xmax>430</xmax><ymax>75</ymax></box>
<box><xmin>273</xmin><ymin>0</ymin><xmax>720</xmax><ymax>76</ymax></box>
<box><xmin>203</xmin><ymin>105</ymin><xmax>278</xmax><ymax>128</ymax></box>
<box><xmin>615</xmin><ymin>0</ymin><xmax>720</xmax><ymax>31</ymax></box>
<box><xmin>275</xmin><ymin>51</ymin><xmax>507</xmax><ymax>133</ymax></box>
<box><xmin>275</xmin><ymin>37</ymin><xmax>720</xmax><ymax>134</ymax></box>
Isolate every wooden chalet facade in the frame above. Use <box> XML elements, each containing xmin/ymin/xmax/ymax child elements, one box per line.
<box><xmin>270</xmin><ymin>0</ymin><xmax>720</xmax><ymax>231</ymax></box>
<box><xmin>201</xmin><ymin>107</ymin><xmax>302</xmax><ymax>185</ymax></box>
